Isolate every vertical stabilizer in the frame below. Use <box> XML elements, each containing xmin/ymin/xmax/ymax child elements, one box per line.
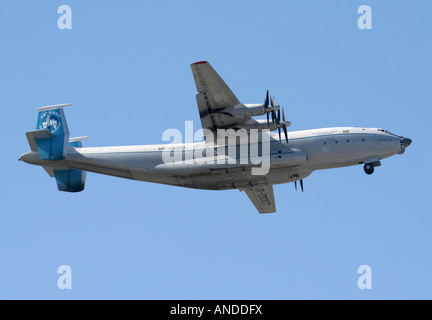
<box><xmin>35</xmin><ymin>104</ymin><xmax>71</xmax><ymax>160</ymax></box>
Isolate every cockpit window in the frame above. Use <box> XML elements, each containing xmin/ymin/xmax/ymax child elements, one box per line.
<box><xmin>377</xmin><ymin>128</ymin><xmax>396</xmax><ymax>135</ymax></box>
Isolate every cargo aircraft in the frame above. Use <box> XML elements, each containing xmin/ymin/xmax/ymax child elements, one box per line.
<box><xmin>19</xmin><ymin>61</ymin><xmax>412</xmax><ymax>213</ymax></box>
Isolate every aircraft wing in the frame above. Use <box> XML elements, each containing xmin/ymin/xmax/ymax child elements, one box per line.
<box><xmin>242</xmin><ymin>185</ymin><xmax>276</xmax><ymax>214</ymax></box>
<box><xmin>191</xmin><ymin>61</ymin><xmax>252</xmax><ymax>133</ymax></box>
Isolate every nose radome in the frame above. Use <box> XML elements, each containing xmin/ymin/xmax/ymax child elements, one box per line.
<box><xmin>402</xmin><ymin>137</ymin><xmax>412</xmax><ymax>147</ymax></box>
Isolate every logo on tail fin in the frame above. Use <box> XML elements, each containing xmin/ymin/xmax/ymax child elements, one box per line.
<box><xmin>39</xmin><ymin>110</ymin><xmax>62</xmax><ymax>133</ymax></box>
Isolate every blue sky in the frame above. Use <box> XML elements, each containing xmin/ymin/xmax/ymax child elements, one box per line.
<box><xmin>1</xmin><ymin>1</ymin><xmax>430</xmax><ymax>299</ymax></box>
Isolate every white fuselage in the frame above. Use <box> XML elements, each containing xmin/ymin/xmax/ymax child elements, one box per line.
<box><xmin>21</xmin><ymin>127</ymin><xmax>406</xmax><ymax>190</ymax></box>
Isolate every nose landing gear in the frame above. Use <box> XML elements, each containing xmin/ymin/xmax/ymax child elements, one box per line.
<box><xmin>364</xmin><ymin>163</ymin><xmax>374</xmax><ymax>175</ymax></box>
<box><xmin>363</xmin><ymin>160</ymin><xmax>381</xmax><ymax>175</ymax></box>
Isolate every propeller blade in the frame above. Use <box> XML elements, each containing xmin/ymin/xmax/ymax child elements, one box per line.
<box><xmin>264</xmin><ymin>90</ymin><xmax>269</xmax><ymax>126</ymax></box>
<box><xmin>277</xmin><ymin>108</ymin><xmax>281</xmax><ymax>141</ymax></box>
<box><xmin>295</xmin><ymin>180</ymin><xmax>297</xmax><ymax>191</ymax></box>
<box><xmin>281</xmin><ymin>105</ymin><xmax>288</xmax><ymax>143</ymax></box>
<box><xmin>269</xmin><ymin>93</ymin><xmax>276</xmax><ymax>125</ymax></box>
<box><xmin>265</xmin><ymin>90</ymin><xmax>270</xmax><ymax>126</ymax></box>
<box><xmin>300</xmin><ymin>179</ymin><xmax>304</xmax><ymax>192</ymax></box>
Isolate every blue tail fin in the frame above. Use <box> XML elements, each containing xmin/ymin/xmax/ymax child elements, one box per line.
<box><xmin>35</xmin><ymin>104</ymin><xmax>71</xmax><ymax>160</ymax></box>
<box><xmin>52</xmin><ymin>137</ymin><xmax>88</xmax><ymax>192</ymax></box>
<box><xmin>54</xmin><ymin>169</ymin><xmax>86</xmax><ymax>192</ymax></box>
<box><xmin>24</xmin><ymin>104</ymin><xmax>87</xmax><ymax>192</ymax></box>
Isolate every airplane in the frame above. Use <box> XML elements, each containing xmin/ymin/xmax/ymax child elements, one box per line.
<box><xmin>19</xmin><ymin>61</ymin><xmax>412</xmax><ymax>213</ymax></box>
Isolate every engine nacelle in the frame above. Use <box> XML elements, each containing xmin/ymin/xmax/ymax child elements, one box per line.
<box><xmin>224</xmin><ymin>104</ymin><xmax>279</xmax><ymax>119</ymax></box>
<box><xmin>269</xmin><ymin>148</ymin><xmax>307</xmax><ymax>168</ymax></box>
<box><xmin>237</xmin><ymin>119</ymin><xmax>274</xmax><ymax>130</ymax></box>
<box><xmin>225</xmin><ymin>104</ymin><xmax>266</xmax><ymax>119</ymax></box>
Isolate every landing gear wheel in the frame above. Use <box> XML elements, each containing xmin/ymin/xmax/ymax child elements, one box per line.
<box><xmin>364</xmin><ymin>163</ymin><xmax>374</xmax><ymax>175</ymax></box>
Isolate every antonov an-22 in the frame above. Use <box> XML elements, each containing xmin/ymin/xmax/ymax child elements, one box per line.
<box><xmin>19</xmin><ymin>61</ymin><xmax>412</xmax><ymax>213</ymax></box>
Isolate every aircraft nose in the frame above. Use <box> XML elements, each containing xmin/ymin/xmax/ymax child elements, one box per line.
<box><xmin>401</xmin><ymin>137</ymin><xmax>412</xmax><ymax>148</ymax></box>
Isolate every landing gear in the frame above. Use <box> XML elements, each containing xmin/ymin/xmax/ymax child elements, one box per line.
<box><xmin>364</xmin><ymin>163</ymin><xmax>374</xmax><ymax>175</ymax></box>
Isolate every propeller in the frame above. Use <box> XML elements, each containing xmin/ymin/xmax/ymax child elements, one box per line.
<box><xmin>294</xmin><ymin>180</ymin><xmax>304</xmax><ymax>192</ymax></box>
<box><xmin>274</xmin><ymin>103</ymin><xmax>289</xmax><ymax>143</ymax></box>
<box><xmin>263</xmin><ymin>91</ymin><xmax>290</xmax><ymax>143</ymax></box>
<box><xmin>281</xmin><ymin>105</ymin><xmax>289</xmax><ymax>144</ymax></box>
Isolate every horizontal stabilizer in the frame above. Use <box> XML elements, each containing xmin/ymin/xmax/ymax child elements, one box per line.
<box><xmin>37</xmin><ymin>103</ymin><xmax>71</xmax><ymax>112</ymax></box>
<box><xmin>43</xmin><ymin>166</ymin><xmax>55</xmax><ymax>177</ymax></box>
<box><xmin>25</xmin><ymin>129</ymin><xmax>53</xmax><ymax>152</ymax></box>
<box><xmin>69</xmin><ymin>136</ymin><xmax>90</xmax><ymax>143</ymax></box>
<box><xmin>69</xmin><ymin>136</ymin><xmax>90</xmax><ymax>148</ymax></box>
